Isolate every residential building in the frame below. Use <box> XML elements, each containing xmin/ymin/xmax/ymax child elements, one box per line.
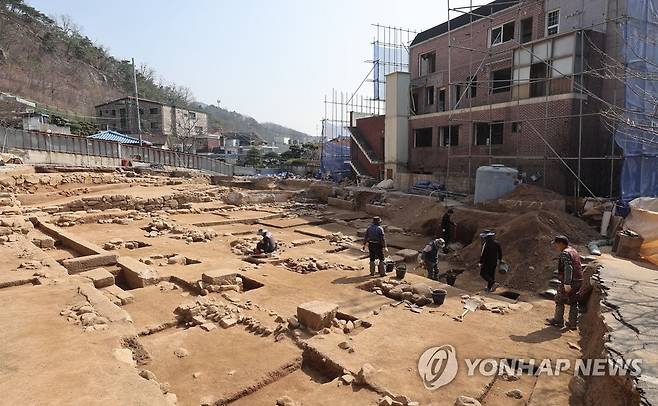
<box><xmin>94</xmin><ymin>97</ymin><xmax>208</xmax><ymax>152</ymax></box>
<box><xmin>381</xmin><ymin>0</ymin><xmax>623</xmax><ymax>196</ymax></box>
<box><xmin>20</xmin><ymin>111</ymin><xmax>71</xmax><ymax>135</ymax></box>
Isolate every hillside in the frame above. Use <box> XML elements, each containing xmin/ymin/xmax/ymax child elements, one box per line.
<box><xmin>0</xmin><ymin>1</ymin><xmax>313</xmax><ymax>142</ymax></box>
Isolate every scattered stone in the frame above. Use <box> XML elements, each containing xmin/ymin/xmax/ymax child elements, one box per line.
<box><xmin>139</xmin><ymin>369</ymin><xmax>157</xmax><ymax>380</ymax></box>
<box><xmin>454</xmin><ymin>396</ymin><xmax>482</xmax><ymax>406</ymax></box>
<box><xmin>297</xmin><ymin>301</ymin><xmax>338</xmax><ymax>331</ymax></box>
<box><xmin>356</xmin><ymin>363</ymin><xmax>376</xmax><ymax>386</ymax></box>
<box><xmin>340</xmin><ymin>374</ymin><xmax>355</xmax><ymax>385</ymax></box>
<box><xmin>506</xmin><ymin>389</ymin><xmax>523</xmax><ymax>399</ymax></box>
<box><xmin>200</xmin><ymin>323</ymin><xmax>217</xmax><ymax>332</ymax></box>
<box><xmin>174</xmin><ymin>348</ymin><xmax>189</xmax><ymax>358</ymax></box>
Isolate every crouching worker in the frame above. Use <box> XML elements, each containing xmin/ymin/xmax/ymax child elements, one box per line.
<box><xmin>255</xmin><ymin>229</ymin><xmax>277</xmax><ymax>255</ymax></box>
<box><xmin>546</xmin><ymin>235</ymin><xmax>582</xmax><ymax>330</ymax></box>
<box><xmin>422</xmin><ymin>238</ymin><xmax>445</xmax><ymax>280</ymax></box>
<box><xmin>363</xmin><ymin>216</ymin><xmax>388</xmax><ymax>277</ymax></box>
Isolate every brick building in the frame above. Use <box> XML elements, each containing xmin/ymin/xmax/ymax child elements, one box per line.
<box><xmin>398</xmin><ymin>0</ymin><xmax>621</xmax><ymax>196</ymax></box>
<box><xmin>95</xmin><ymin>97</ymin><xmax>208</xmax><ymax>151</ymax></box>
<box><xmin>347</xmin><ymin>114</ymin><xmax>385</xmax><ymax>179</ymax></box>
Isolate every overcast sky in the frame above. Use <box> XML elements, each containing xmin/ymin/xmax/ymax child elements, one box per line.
<box><xmin>26</xmin><ymin>0</ymin><xmax>473</xmax><ymax>135</ymax></box>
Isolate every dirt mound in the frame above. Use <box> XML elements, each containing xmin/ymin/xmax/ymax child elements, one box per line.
<box><xmin>500</xmin><ymin>184</ymin><xmax>564</xmax><ymax>201</ymax></box>
<box><xmin>457</xmin><ymin>210</ymin><xmax>598</xmax><ymax>292</ymax></box>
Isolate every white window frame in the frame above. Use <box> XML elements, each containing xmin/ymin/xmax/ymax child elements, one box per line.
<box><xmin>546</xmin><ymin>9</ymin><xmax>560</xmax><ymax>36</ymax></box>
<box><xmin>418</xmin><ymin>51</ymin><xmax>436</xmax><ymax>76</ymax></box>
<box><xmin>489</xmin><ymin>20</ymin><xmax>515</xmax><ymax>47</ymax></box>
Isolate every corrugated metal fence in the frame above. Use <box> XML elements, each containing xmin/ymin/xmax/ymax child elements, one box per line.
<box><xmin>0</xmin><ymin>126</ymin><xmax>234</xmax><ymax>175</ymax></box>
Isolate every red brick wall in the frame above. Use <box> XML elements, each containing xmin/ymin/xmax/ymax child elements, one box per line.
<box><xmin>410</xmin><ymin>0</ymin><xmax>547</xmax><ymax>114</ymax></box>
<box><xmin>350</xmin><ymin>115</ymin><xmax>384</xmax><ymax>179</ymax></box>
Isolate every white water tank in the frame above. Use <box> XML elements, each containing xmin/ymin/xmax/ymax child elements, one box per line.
<box><xmin>474</xmin><ymin>164</ymin><xmax>518</xmax><ymax>204</ymax></box>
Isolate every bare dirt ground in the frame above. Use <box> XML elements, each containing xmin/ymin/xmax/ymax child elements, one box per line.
<box><xmin>0</xmin><ymin>166</ymin><xmax>619</xmax><ymax>405</ymax></box>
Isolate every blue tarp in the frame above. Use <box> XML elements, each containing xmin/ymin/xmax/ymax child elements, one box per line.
<box><xmin>616</xmin><ymin>0</ymin><xmax>658</xmax><ymax>200</ymax></box>
<box><xmin>320</xmin><ymin>137</ymin><xmax>350</xmax><ymax>179</ymax></box>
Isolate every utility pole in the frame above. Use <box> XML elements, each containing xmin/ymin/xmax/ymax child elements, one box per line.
<box><xmin>132</xmin><ymin>58</ymin><xmax>143</xmax><ymax>146</ymax></box>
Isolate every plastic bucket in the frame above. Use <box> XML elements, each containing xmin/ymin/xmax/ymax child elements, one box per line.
<box><xmin>395</xmin><ymin>264</ymin><xmax>406</xmax><ymax>279</ymax></box>
<box><xmin>385</xmin><ymin>261</ymin><xmax>396</xmax><ymax>273</ymax></box>
<box><xmin>446</xmin><ymin>273</ymin><xmax>457</xmax><ymax>286</ymax></box>
<box><xmin>432</xmin><ymin>289</ymin><xmax>447</xmax><ymax>305</ymax></box>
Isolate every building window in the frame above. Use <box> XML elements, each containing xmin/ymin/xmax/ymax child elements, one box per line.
<box><xmin>414</xmin><ymin>128</ymin><xmax>433</xmax><ymax>147</ymax></box>
<box><xmin>419</xmin><ymin>52</ymin><xmax>436</xmax><ymax>76</ymax></box>
<box><xmin>512</xmin><ymin>122</ymin><xmax>522</xmax><ymax>133</ymax></box>
<box><xmin>189</xmin><ymin>112</ymin><xmax>197</xmax><ymax>119</ymax></box>
<box><xmin>151</xmin><ymin>122</ymin><xmax>159</xmax><ymax>130</ymax></box>
<box><xmin>438</xmin><ymin>88</ymin><xmax>446</xmax><ymax>112</ymax></box>
<box><xmin>195</xmin><ymin>126</ymin><xmax>204</xmax><ymax>134</ymax></box>
<box><xmin>454</xmin><ymin>83</ymin><xmax>462</xmax><ymax>108</ymax></box>
<box><xmin>99</xmin><ymin>110</ymin><xmax>103</xmax><ymax>117</ymax></box>
<box><xmin>530</xmin><ymin>62</ymin><xmax>549</xmax><ymax>97</ymax></box>
<box><xmin>440</xmin><ymin>126</ymin><xmax>459</xmax><ymax>146</ymax></box>
<box><xmin>490</xmin><ymin>21</ymin><xmax>515</xmax><ymax>47</ymax></box>
<box><xmin>474</xmin><ymin>122</ymin><xmax>504</xmax><ymax>145</ymax></box>
<box><xmin>426</xmin><ymin>86</ymin><xmax>435</xmax><ymax>105</ymax></box>
<box><xmin>111</xmin><ymin>109</ymin><xmax>116</xmax><ymax>117</ymax></box>
<box><xmin>411</xmin><ymin>92</ymin><xmax>419</xmax><ymax>113</ymax></box>
<box><xmin>468</xmin><ymin>75</ymin><xmax>477</xmax><ymax>97</ymax></box>
<box><xmin>521</xmin><ymin>17</ymin><xmax>533</xmax><ymax>43</ymax></box>
<box><xmin>491</xmin><ymin>68</ymin><xmax>512</xmax><ymax>93</ymax></box>
<box><xmin>547</xmin><ymin>10</ymin><xmax>560</xmax><ymax>36</ymax></box>
<box><xmin>139</xmin><ymin>108</ymin><xmax>144</xmax><ymax>115</ymax></box>
<box><xmin>150</xmin><ymin>107</ymin><xmax>159</xmax><ymax>114</ymax></box>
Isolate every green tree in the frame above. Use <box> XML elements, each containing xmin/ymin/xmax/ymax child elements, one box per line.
<box><xmin>263</xmin><ymin>151</ymin><xmax>280</xmax><ymax>167</ymax></box>
<box><xmin>244</xmin><ymin>147</ymin><xmax>263</xmax><ymax>167</ymax></box>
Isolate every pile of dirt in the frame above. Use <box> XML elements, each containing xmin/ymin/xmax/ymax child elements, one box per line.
<box><xmin>500</xmin><ymin>184</ymin><xmax>564</xmax><ymax>201</ymax></box>
<box><xmin>457</xmin><ymin>210</ymin><xmax>598</xmax><ymax>292</ymax></box>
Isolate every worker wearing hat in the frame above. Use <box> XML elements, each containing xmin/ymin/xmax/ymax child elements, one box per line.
<box><xmin>479</xmin><ymin>230</ymin><xmax>502</xmax><ymax>292</ymax></box>
<box><xmin>255</xmin><ymin>228</ymin><xmax>277</xmax><ymax>255</ymax></box>
<box><xmin>422</xmin><ymin>238</ymin><xmax>445</xmax><ymax>280</ymax></box>
<box><xmin>363</xmin><ymin>216</ymin><xmax>388</xmax><ymax>277</ymax></box>
<box><xmin>546</xmin><ymin>235</ymin><xmax>583</xmax><ymax>330</ymax></box>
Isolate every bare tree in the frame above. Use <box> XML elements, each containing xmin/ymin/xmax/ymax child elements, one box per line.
<box><xmin>172</xmin><ymin>112</ymin><xmax>204</xmax><ymax>153</ymax></box>
<box><xmin>57</xmin><ymin>14</ymin><xmax>80</xmax><ymax>37</ymax></box>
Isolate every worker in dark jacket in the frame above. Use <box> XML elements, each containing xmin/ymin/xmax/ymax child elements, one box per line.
<box><xmin>422</xmin><ymin>238</ymin><xmax>445</xmax><ymax>280</ymax></box>
<box><xmin>479</xmin><ymin>231</ymin><xmax>502</xmax><ymax>292</ymax></box>
<box><xmin>363</xmin><ymin>216</ymin><xmax>388</xmax><ymax>277</ymax></box>
<box><xmin>255</xmin><ymin>229</ymin><xmax>277</xmax><ymax>254</ymax></box>
<box><xmin>546</xmin><ymin>235</ymin><xmax>583</xmax><ymax>330</ymax></box>
<box><xmin>441</xmin><ymin>209</ymin><xmax>455</xmax><ymax>253</ymax></box>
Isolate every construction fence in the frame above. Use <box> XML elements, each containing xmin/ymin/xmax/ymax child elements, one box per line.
<box><xmin>0</xmin><ymin>126</ymin><xmax>234</xmax><ymax>175</ymax></box>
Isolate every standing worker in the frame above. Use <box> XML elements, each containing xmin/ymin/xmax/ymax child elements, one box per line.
<box><xmin>479</xmin><ymin>230</ymin><xmax>502</xmax><ymax>292</ymax></box>
<box><xmin>422</xmin><ymin>238</ymin><xmax>445</xmax><ymax>280</ymax></box>
<box><xmin>441</xmin><ymin>209</ymin><xmax>455</xmax><ymax>253</ymax></box>
<box><xmin>546</xmin><ymin>235</ymin><xmax>583</xmax><ymax>330</ymax></box>
<box><xmin>363</xmin><ymin>216</ymin><xmax>388</xmax><ymax>277</ymax></box>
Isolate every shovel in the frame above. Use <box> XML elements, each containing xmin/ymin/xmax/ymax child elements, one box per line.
<box><xmin>457</xmin><ymin>298</ymin><xmax>481</xmax><ymax>322</ymax></box>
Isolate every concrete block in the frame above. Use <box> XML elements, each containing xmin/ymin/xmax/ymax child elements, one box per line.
<box><xmin>291</xmin><ymin>238</ymin><xmax>316</xmax><ymax>247</ymax></box>
<box><xmin>79</xmin><ymin>267</ymin><xmax>115</xmax><ymax>288</ymax></box>
<box><xmin>327</xmin><ymin>197</ymin><xmax>354</xmax><ymax>210</ymax></box>
<box><xmin>62</xmin><ymin>253</ymin><xmax>118</xmax><ymax>274</ymax></box>
<box><xmin>297</xmin><ymin>301</ymin><xmax>339</xmax><ymax>331</ymax></box>
<box><xmin>102</xmin><ymin>284</ymin><xmax>135</xmax><ymax>305</ymax></box>
<box><xmin>117</xmin><ymin>256</ymin><xmax>159</xmax><ymax>289</ymax></box>
<box><xmin>201</xmin><ymin>271</ymin><xmax>238</xmax><ymax>286</ymax></box>
<box><xmin>78</xmin><ymin>284</ymin><xmax>132</xmax><ymax>323</ymax></box>
<box><xmin>31</xmin><ymin>219</ymin><xmax>105</xmax><ymax>255</ymax></box>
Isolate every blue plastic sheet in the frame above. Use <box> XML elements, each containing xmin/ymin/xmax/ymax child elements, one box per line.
<box><xmin>616</xmin><ymin>0</ymin><xmax>658</xmax><ymax>200</ymax></box>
